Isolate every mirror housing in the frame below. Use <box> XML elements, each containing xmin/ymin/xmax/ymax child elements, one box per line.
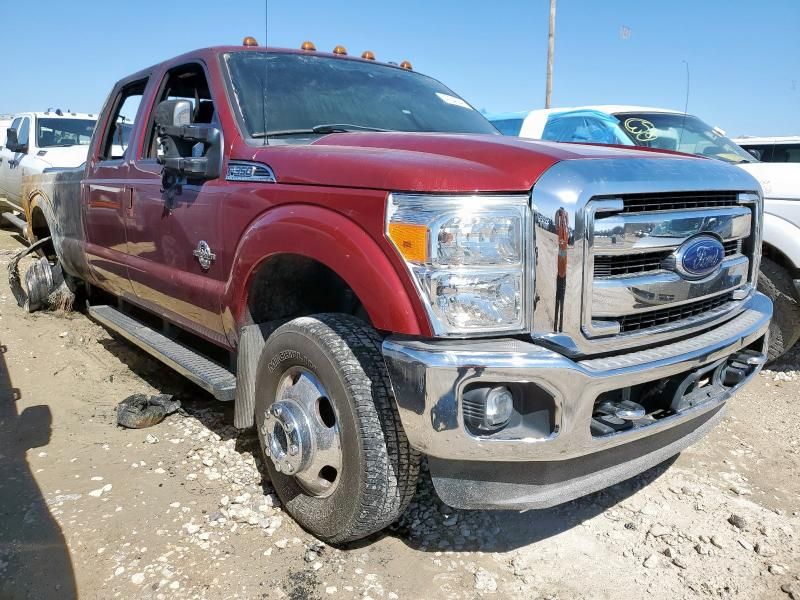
<box><xmin>5</xmin><ymin>127</ymin><xmax>26</xmax><ymax>153</ymax></box>
<box><xmin>746</xmin><ymin>148</ymin><xmax>762</xmax><ymax>161</ymax></box>
<box><xmin>156</xmin><ymin>99</ymin><xmax>221</xmax><ymax>181</ymax></box>
<box><xmin>155</xmin><ymin>99</ymin><xmax>193</xmax><ymax>129</ymax></box>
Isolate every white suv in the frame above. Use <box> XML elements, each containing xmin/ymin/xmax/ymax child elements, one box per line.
<box><xmin>489</xmin><ymin>106</ymin><xmax>800</xmax><ymax>360</ymax></box>
<box><xmin>0</xmin><ymin>110</ymin><xmax>96</xmax><ymax>212</ymax></box>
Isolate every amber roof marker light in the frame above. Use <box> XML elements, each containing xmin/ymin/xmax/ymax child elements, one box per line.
<box><xmin>361</xmin><ymin>50</ymin><xmax>376</xmax><ymax>60</ymax></box>
<box><xmin>332</xmin><ymin>45</ymin><xmax>348</xmax><ymax>55</ymax></box>
<box><xmin>400</xmin><ymin>60</ymin><xmax>413</xmax><ymax>70</ymax></box>
<box><xmin>301</xmin><ymin>40</ymin><xmax>316</xmax><ymax>51</ymax></box>
<box><xmin>243</xmin><ymin>36</ymin><xmax>259</xmax><ymax>47</ymax></box>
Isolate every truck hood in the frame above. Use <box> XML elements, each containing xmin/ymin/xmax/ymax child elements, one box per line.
<box><xmin>35</xmin><ymin>145</ymin><xmax>90</xmax><ymax>168</ymax></box>
<box><xmin>736</xmin><ymin>162</ymin><xmax>800</xmax><ymax>200</ymax></box>
<box><xmin>243</xmin><ymin>132</ymin><xmax>697</xmax><ymax>192</ymax></box>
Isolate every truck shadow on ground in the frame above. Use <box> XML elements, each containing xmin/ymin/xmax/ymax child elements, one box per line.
<box><xmin>0</xmin><ymin>343</ymin><xmax>78</xmax><ymax>600</ymax></box>
<box><xmin>97</xmin><ymin>332</ymin><xmax>678</xmax><ymax>554</ymax></box>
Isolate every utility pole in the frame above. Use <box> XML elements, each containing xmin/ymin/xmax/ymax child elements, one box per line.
<box><xmin>545</xmin><ymin>0</ymin><xmax>556</xmax><ymax>108</ymax></box>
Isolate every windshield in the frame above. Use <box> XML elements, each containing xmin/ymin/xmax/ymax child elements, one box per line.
<box><xmin>223</xmin><ymin>52</ymin><xmax>498</xmax><ymax>142</ymax></box>
<box><xmin>36</xmin><ymin>118</ymin><xmax>96</xmax><ymax>148</ymax></box>
<box><xmin>613</xmin><ymin>112</ymin><xmax>756</xmax><ymax>164</ymax></box>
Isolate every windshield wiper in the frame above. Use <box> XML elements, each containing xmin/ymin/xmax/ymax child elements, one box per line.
<box><xmin>251</xmin><ymin>124</ymin><xmax>391</xmax><ymax>138</ymax></box>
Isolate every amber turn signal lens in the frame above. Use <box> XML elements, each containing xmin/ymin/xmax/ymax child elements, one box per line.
<box><xmin>243</xmin><ymin>36</ymin><xmax>259</xmax><ymax>47</ymax></box>
<box><xmin>301</xmin><ymin>40</ymin><xmax>316</xmax><ymax>51</ymax></box>
<box><xmin>400</xmin><ymin>60</ymin><xmax>413</xmax><ymax>70</ymax></box>
<box><xmin>332</xmin><ymin>45</ymin><xmax>347</xmax><ymax>55</ymax></box>
<box><xmin>361</xmin><ymin>50</ymin><xmax>376</xmax><ymax>60</ymax></box>
<box><xmin>388</xmin><ymin>223</ymin><xmax>428</xmax><ymax>263</ymax></box>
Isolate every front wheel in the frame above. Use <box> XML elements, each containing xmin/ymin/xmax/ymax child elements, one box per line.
<box><xmin>254</xmin><ymin>314</ymin><xmax>420</xmax><ymax>543</ymax></box>
<box><xmin>758</xmin><ymin>257</ymin><xmax>800</xmax><ymax>361</ymax></box>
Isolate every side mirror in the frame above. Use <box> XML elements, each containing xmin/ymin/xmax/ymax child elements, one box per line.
<box><xmin>5</xmin><ymin>127</ymin><xmax>23</xmax><ymax>153</ymax></box>
<box><xmin>746</xmin><ymin>148</ymin><xmax>762</xmax><ymax>161</ymax></box>
<box><xmin>156</xmin><ymin>99</ymin><xmax>221</xmax><ymax>182</ymax></box>
<box><xmin>155</xmin><ymin>99</ymin><xmax>193</xmax><ymax>129</ymax></box>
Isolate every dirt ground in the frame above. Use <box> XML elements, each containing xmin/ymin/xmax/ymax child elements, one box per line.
<box><xmin>0</xmin><ymin>226</ymin><xmax>798</xmax><ymax>600</ymax></box>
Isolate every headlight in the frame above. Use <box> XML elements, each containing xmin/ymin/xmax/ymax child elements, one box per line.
<box><xmin>386</xmin><ymin>193</ymin><xmax>530</xmax><ymax>335</ymax></box>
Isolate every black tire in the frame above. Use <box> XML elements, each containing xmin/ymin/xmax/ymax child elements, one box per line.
<box><xmin>758</xmin><ymin>257</ymin><xmax>800</xmax><ymax>361</ymax></box>
<box><xmin>253</xmin><ymin>313</ymin><xmax>420</xmax><ymax>543</ymax></box>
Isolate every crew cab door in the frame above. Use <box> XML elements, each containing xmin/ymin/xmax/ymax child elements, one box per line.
<box><xmin>0</xmin><ymin>117</ymin><xmax>21</xmax><ymax>199</ymax></box>
<box><xmin>1</xmin><ymin>116</ymin><xmax>31</xmax><ymax>205</ymax></box>
<box><xmin>123</xmin><ymin>62</ymin><xmax>227</xmax><ymax>344</ymax></box>
<box><xmin>82</xmin><ymin>80</ymin><xmax>147</xmax><ymax>297</ymax></box>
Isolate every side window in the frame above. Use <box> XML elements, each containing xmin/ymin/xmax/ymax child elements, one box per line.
<box><xmin>99</xmin><ymin>80</ymin><xmax>147</xmax><ymax>161</ymax></box>
<box><xmin>17</xmin><ymin>117</ymin><xmax>30</xmax><ymax>149</ymax></box>
<box><xmin>784</xmin><ymin>144</ymin><xmax>800</xmax><ymax>163</ymax></box>
<box><xmin>492</xmin><ymin>118</ymin><xmax>523</xmax><ymax>136</ymax></box>
<box><xmin>583</xmin><ymin>117</ymin><xmax>622</xmax><ymax>145</ymax></box>
<box><xmin>542</xmin><ymin>116</ymin><xmax>584</xmax><ymax>142</ymax></box>
<box><xmin>770</xmin><ymin>144</ymin><xmax>800</xmax><ymax>163</ymax></box>
<box><xmin>145</xmin><ymin>63</ymin><xmax>216</xmax><ymax>159</ymax></box>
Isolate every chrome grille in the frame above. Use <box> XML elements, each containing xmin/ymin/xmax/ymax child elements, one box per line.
<box><xmin>594</xmin><ymin>240</ymin><xmax>741</xmax><ymax>278</ymax></box>
<box><xmin>614</xmin><ymin>293</ymin><xmax>735</xmax><ymax>332</ymax></box>
<box><xmin>585</xmin><ymin>191</ymin><xmax>757</xmax><ymax>339</ymax></box>
<box><xmin>618</xmin><ymin>191</ymin><xmax>739</xmax><ymax>213</ymax></box>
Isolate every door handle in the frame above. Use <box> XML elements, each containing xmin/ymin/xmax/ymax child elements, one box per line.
<box><xmin>126</xmin><ymin>187</ymin><xmax>134</xmax><ymax>216</ymax></box>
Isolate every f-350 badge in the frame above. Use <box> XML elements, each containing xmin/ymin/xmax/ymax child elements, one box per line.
<box><xmin>193</xmin><ymin>240</ymin><xmax>216</xmax><ymax>270</ymax></box>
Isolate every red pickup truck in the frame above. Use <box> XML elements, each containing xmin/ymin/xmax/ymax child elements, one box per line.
<box><xmin>19</xmin><ymin>42</ymin><xmax>772</xmax><ymax>543</ymax></box>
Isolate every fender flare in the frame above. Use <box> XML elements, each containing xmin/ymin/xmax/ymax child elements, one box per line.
<box><xmin>222</xmin><ymin>205</ymin><xmax>429</xmax><ymax>342</ymax></box>
<box><xmin>762</xmin><ymin>211</ymin><xmax>800</xmax><ymax>270</ymax></box>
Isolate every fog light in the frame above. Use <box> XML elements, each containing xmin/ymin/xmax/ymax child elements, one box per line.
<box><xmin>463</xmin><ymin>385</ymin><xmax>514</xmax><ymax>432</ymax></box>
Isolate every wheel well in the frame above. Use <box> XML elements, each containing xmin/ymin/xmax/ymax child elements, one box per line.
<box><xmin>762</xmin><ymin>241</ymin><xmax>799</xmax><ymax>278</ymax></box>
<box><xmin>246</xmin><ymin>254</ymin><xmax>369</xmax><ymax>326</ymax></box>
<box><xmin>29</xmin><ymin>204</ymin><xmax>56</xmax><ymax>260</ymax></box>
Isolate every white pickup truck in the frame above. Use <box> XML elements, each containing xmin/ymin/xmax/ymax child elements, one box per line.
<box><xmin>488</xmin><ymin>106</ymin><xmax>800</xmax><ymax>360</ymax></box>
<box><xmin>0</xmin><ymin>110</ymin><xmax>96</xmax><ymax>226</ymax></box>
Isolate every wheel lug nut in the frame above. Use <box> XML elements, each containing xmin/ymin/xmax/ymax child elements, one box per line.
<box><xmin>274</xmin><ymin>462</ymin><xmax>282</xmax><ymax>472</ymax></box>
<box><xmin>285</xmin><ymin>422</ymin><xmax>294</xmax><ymax>433</ymax></box>
<box><xmin>273</xmin><ymin>405</ymin><xmax>283</xmax><ymax>417</ymax></box>
<box><xmin>289</xmin><ymin>444</ymin><xmax>299</xmax><ymax>456</ymax></box>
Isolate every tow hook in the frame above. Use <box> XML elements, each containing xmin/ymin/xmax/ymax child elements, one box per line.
<box><xmin>720</xmin><ymin>349</ymin><xmax>766</xmax><ymax>386</ymax></box>
<box><xmin>593</xmin><ymin>391</ymin><xmax>647</xmax><ymax>433</ymax></box>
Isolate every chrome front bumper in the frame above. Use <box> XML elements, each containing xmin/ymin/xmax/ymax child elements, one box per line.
<box><xmin>382</xmin><ymin>292</ymin><xmax>772</xmax><ymax>508</ymax></box>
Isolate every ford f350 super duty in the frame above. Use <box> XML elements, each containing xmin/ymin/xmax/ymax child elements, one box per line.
<box><xmin>17</xmin><ymin>42</ymin><xmax>772</xmax><ymax>543</ymax></box>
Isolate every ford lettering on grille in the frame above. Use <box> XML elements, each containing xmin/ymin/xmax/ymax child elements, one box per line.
<box><xmin>675</xmin><ymin>235</ymin><xmax>725</xmax><ymax>279</ymax></box>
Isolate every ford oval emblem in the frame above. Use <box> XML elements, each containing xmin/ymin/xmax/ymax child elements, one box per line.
<box><xmin>675</xmin><ymin>235</ymin><xmax>725</xmax><ymax>279</ymax></box>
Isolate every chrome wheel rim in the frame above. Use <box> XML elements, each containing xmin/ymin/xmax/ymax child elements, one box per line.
<box><xmin>261</xmin><ymin>368</ymin><xmax>342</xmax><ymax>497</ymax></box>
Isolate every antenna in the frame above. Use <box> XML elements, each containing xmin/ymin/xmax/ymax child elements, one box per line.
<box><xmin>678</xmin><ymin>60</ymin><xmax>690</xmax><ymax>149</ymax></box>
<box><xmin>262</xmin><ymin>0</ymin><xmax>269</xmax><ymax>146</ymax></box>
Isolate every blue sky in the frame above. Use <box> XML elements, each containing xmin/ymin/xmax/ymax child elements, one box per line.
<box><xmin>1</xmin><ymin>0</ymin><xmax>797</xmax><ymax>135</ymax></box>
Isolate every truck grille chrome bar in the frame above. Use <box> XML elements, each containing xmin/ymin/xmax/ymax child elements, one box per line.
<box><xmin>614</xmin><ymin>293</ymin><xmax>735</xmax><ymax>333</ymax></box>
<box><xmin>594</xmin><ymin>241</ymin><xmax>741</xmax><ymax>278</ymax></box>
<box><xmin>619</xmin><ymin>191</ymin><xmax>739</xmax><ymax>213</ymax></box>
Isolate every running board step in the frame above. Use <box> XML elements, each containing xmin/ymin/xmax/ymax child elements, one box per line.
<box><xmin>87</xmin><ymin>304</ymin><xmax>236</xmax><ymax>401</ymax></box>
